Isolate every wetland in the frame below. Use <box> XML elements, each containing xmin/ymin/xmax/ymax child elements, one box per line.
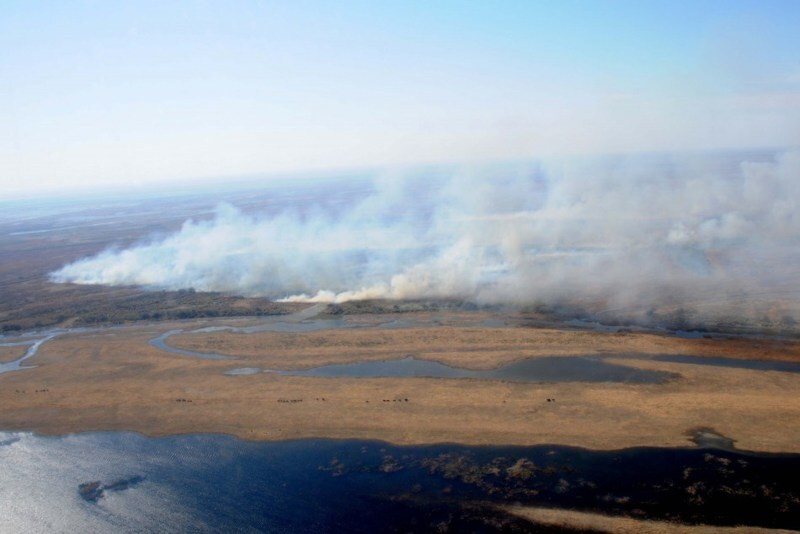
<box><xmin>3</xmin><ymin>173</ymin><xmax>800</xmax><ymax>531</ymax></box>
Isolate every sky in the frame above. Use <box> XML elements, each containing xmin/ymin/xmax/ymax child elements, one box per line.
<box><xmin>1</xmin><ymin>0</ymin><xmax>799</xmax><ymax>197</ymax></box>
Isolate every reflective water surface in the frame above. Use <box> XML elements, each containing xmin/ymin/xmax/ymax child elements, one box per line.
<box><xmin>1</xmin><ymin>431</ymin><xmax>798</xmax><ymax>532</ymax></box>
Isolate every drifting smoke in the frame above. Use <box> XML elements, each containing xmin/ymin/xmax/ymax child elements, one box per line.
<box><xmin>52</xmin><ymin>150</ymin><xmax>800</xmax><ymax>329</ymax></box>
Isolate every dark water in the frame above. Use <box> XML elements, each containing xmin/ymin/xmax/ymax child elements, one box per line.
<box><xmin>280</xmin><ymin>355</ymin><xmax>675</xmax><ymax>384</ymax></box>
<box><xmin>1</xmin><ymin>431</ymin><xmax>798</xmax><ymax>532</ymax></box>
<box><xmin>148</xmin><ymin>312</ymin><xmax>800</xmax><ymax>382</ymax></box>
<box><xmin>653</xmin><ymin>354</ymin><xmax>800</xmax><ymax>373</ymax></box>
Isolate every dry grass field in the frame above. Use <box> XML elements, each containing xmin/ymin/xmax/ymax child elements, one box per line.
<box><xmin>170</xmin><ymin>318</ymin><xmax>800</xmax><ymax>367</ymax></box>
<box><xmin>0</xmin><ymin>345</ymin><xmax>27</xmax><ymax>364</ymax></box>
<box><xmin>505</xmin><ymin>506</ymin><xmax>800</xmax><ymax>534</ymax></box>
<box><xmin>2</xmin><ymin>310</ymin><xmax>799</xmax><ymax>453</ymax></box>
<box><xmin>3</xmin><ymin>192</ymin><xmax>800</xmax><ymax>531</ymax></box>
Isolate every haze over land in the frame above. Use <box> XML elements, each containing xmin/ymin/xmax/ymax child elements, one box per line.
<box><xmin>5</xmin><ymin>2</ymin><xmax>799</xmax><ymax>332</ymax></box>
<box><xmin>4</xmin><ymin>3</ymin><xmax>800</xmax><ymax>532</ymax></box>
<box><xmin>52</xmin><ymin>150</ymin><xmax>800</xmax><ymax>330</ymax></box>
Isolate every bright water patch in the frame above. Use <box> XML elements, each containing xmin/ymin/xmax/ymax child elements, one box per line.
<box><xmin>224</xmin><ymin>367</ymin><xmax>261</xmax><ymax>376</ymax></box>
<box><xmin>0</xmin><ymin>333</ymin><xmax>59</xmax><ymax>374</ymax></box>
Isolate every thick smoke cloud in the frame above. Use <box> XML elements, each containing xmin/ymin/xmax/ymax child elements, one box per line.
<box><xmin>51</xmin><ymin>150</ymin><xmax>800</xmax><ymax>329</ymax></box>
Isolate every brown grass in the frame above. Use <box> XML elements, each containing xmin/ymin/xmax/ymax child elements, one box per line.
<box><xmin>505</xmin><ymin>506</ymin><xmax>799</xmax><ymax>533</ymax></box>
<box><xmin>1</xmin><ymin>312</ymin><xmax>799</xmax><ymax>453</ymax></box>
<box><xmin>169</xmin><ymin>322</ymin><xmax>800</xmax><ymax>369</ymax></box>
<box><xmin>0</xmin><ymin>345</ymin><xmax>27</xmax><ymax>364</ymax></box>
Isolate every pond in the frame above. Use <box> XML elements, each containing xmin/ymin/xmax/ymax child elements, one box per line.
<box><xmin>274</xmin><ymin>355</ymin><xmax>676</xmax><ymax>384</ymax></box>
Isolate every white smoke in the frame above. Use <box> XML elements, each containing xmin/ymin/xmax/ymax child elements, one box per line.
<box><xmin>51</xmin><ymin>150</ymin><xmax>800</xmax><ymax>326</ymax></box>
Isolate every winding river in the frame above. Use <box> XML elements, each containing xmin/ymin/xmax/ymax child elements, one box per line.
<box><xmin>0</xmin><ymin>333</ymin><xmax>60</xmax><ymax>374</ymax></box>
<box><xmin>4</xmin><ymin>304</ymin><xmax>800</xmax><ymax>382</ymax></box>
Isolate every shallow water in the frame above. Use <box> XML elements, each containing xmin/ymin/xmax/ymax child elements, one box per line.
<box><xmin>149</xmin><ymin>330</ymin><xmax>232</xmax><ymax>360</ymax></box>
<box><xmin>0</xmin><ymin>431</ymin><xmax>797</xmax><ymax>532</ymax></box>
<box><xmin>0</xmin><ymin>333</ymin><xmax>59</xmax><ymax>374</ymax></box>
<box><xmin>149</xmin><ymin>320</ymin><xmax>352</xmax><ymax>360</ymax></box>
<box><xmin>147</xmin><ymin>304</ymin><xmax>349</xmax><ymax>360</ymax></box>
<box><xmin>223</xmin><ymin>367</ymin><xmax>261</xmax><ymax>376</ymax></box>
<box><xmin>653</xmin><ymin>354</ymin><xmax>800</xmax><ymax>373</ymax></box>
<box><xmin>278</xmin><ymin>355</ymin><xmax>675</xmax><ymax>384</ymax></box>
<box><xmin>8</xmin><ymin>314</ymin><xmax>799</xmax><ymax>384</ymax></box>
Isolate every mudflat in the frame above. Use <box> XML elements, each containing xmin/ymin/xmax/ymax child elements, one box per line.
<box><xmin>1</xmin><ymin>310</ymin><xmax>799</xmax><ymax>453</ymax></box>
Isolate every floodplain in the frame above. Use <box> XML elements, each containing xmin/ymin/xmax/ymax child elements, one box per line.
<box><xmin>3</xmin><ymin>173</ymin><xmax>800</xmax><ymax>531</ymax></box>
<box><xmin>2</xmin><ymin>306</ymin><xmax>799</xmax><ymax>454</ymax></box>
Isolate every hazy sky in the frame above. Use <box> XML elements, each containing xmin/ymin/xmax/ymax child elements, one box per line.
<box><xmin>1</xmin><ymin>1</ymin><xmax>799</xmax><ymax>196</ymax></box>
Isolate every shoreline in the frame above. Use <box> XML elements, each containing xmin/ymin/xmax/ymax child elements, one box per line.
<box><xmin>5</xmin><ymin>429</ymin><xmax>798</xmax><ymax>532</ymax></box>
<box><xmin>4</xmin><ymin>426</ymin><xmax>800</xmax><ymax>458</ymax></box>
<box><xmin>2</xmin><ymin>310</ymin><xmax>799</xmax><ymax>454</ymax></box>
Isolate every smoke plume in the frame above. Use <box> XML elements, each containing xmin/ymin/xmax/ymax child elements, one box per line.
<box><xmin>51</xmin><ymin>150</ymin><xmax>800</xmax><ymax>330</ymax></box>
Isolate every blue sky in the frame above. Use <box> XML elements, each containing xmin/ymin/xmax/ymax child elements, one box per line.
<box><xmin>1</xmin><ymin>1</ymin><xmax>799</xmax><ymax>196</ymax></box>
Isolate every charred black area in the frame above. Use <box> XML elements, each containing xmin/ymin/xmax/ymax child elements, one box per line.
<box><xmin>321</xmin><ymin>298</ymin><xmax>491</xmax><ymax>316</ymax></box>
<box><xmin>0</xmin><ymin>284</ymin><xmax>300</xmax><ymax>332</ymax></box>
